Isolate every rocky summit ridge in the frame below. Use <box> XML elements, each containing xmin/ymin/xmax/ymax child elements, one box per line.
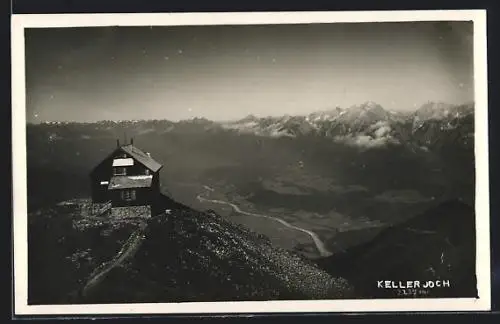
<box><xmin>28</xmin><ymin>195</ymin><xmax>354</xmax><ymax>305</ymax></box>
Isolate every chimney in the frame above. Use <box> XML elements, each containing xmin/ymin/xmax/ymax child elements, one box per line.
<box><xmin>146</xmin><ymin>152</ymin><xmax>151</xmax><ymax>157</ymax></box>
<box><xmin>131</xmin><ymin>138</ymin><xmax>134</xmax><ymax>145</ymax></box>
<box><xmin>116</xmin><ymin>139</ymin><xmax>120</xmax><ymax>147</ymax></box>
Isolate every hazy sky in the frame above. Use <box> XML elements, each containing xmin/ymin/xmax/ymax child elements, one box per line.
<box><xmin>25</xmin><ymin>21</ymin><xmax>474</xmax><ymax>123</ymax></box>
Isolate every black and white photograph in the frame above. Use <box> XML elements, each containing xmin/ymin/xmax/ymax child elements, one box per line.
<box><xmin>12</xmin><ymin>10</ymin><xmax>490</xmax><ymax>315</ymax></box>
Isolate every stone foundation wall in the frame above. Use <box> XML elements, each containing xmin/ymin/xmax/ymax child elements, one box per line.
<box><xmin>110</xmin><ymin>205</ymin><xmax>151</xmax><ymax>219</ymax></box>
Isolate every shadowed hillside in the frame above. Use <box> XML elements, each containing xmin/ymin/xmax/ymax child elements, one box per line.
<box><xmin>28</xmin><ymin>194</ymin><xmax>354</xmax><ymax>305</ymax></box>
<box><xmin>315</xmin><ymin>200</ymin><xmax>477</xmax><ymax>298</ymax></box>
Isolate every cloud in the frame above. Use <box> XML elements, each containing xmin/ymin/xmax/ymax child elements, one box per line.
<box><xmin>369</xmin><ymin>121</ymin><xmax>392</xmax><ymax>137</ymax></box>
<box><xmin>334</xmin><ymin>133</ymin><xmax>399</xmax><ymax>149</ymax></box>
<box><xmin>334</xmin><ymin>120</ymin><xmax>399</xmax><ymax>149</ymax></box>
<box><xmin>374</xmin><ymin>125</ymin><xmax>391</xmax><ymax>138</ymax></box>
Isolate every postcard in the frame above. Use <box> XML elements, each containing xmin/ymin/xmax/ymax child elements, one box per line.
<box><xmin>11</xmin><ymin>10</ymin><xmax>490</xmax><ymax>315</ymax></box>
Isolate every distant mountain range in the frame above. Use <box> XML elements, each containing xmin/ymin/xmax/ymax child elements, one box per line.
<box><xmin>30</xmin><ymin>101</ymin><xmax>474</xmax><ymax>153</ymax></box>
<box><xmin>220</xmin><ymin>101</ymin><xmax>474</xmax><ymax>151</ymax></box>
<box><xmin>25</xmin><ymin>100</ymin><xmax>475</xmax><ymax>213</ymax></box>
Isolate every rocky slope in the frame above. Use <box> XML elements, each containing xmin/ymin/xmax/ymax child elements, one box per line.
<box><xmin>77</xmin><ymin>195</ymin><xmax>353</xmax><ymax>303</ymax></box>
<box><xmin>28</xmin><ymin>195</ymin><xmax>354</xmax><ymax>305</ymax></box>
<box><xmin>28</xmin><ymin>199</ymin><xmax>148</xmax><ymax>304</ymax></box>
<box><xmin>29</xmin><ymin>196</ymin><xmax>477</xmax><ymax>304</ymax></box>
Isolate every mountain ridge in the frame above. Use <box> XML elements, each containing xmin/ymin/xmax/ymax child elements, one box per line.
<box><xmin>28</xmin><ymin>194</ymin><xmax>355</xmax><ymax>304</ymax></box>
<box><xmin>28</xmin><ymin>101</ymin><xmax>474</xmax><ymax>153</ymax></box>
<box><xmin>29</xmin><ymin>100</ymin><xmax>474</xmax><ymax>125</ymax></box>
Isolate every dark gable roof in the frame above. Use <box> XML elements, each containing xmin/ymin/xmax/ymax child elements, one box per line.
<box><xmin>90</xmin><ymin>144</ymin><xmax>163</xmax><ymax>176</ymax></box>
<box><xmin>120</xmin><ymin>144</ymin><xmax>163</xmax><ymax>172</ymax></box>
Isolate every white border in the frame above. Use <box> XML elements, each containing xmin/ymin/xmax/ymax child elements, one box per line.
<box><xmin>11</xmin><ymin>10</ymin><xmax>490</xmax><ymax>315</ymax></box>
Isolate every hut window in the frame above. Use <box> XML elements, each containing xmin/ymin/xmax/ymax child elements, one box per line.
<box><xmin>121</xmin><ymin>189</ymin><xmax>136</xmax><ymax>201</ymax></box>
<box><xmin>145</xmin><ymin>169</ymin><xmax>150</xmax><ymax>175</ymax></box>
<box><xmin>113</xmin><ymin>167</ymin><xmax>126</xmax><ymax>175</ymax></box>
